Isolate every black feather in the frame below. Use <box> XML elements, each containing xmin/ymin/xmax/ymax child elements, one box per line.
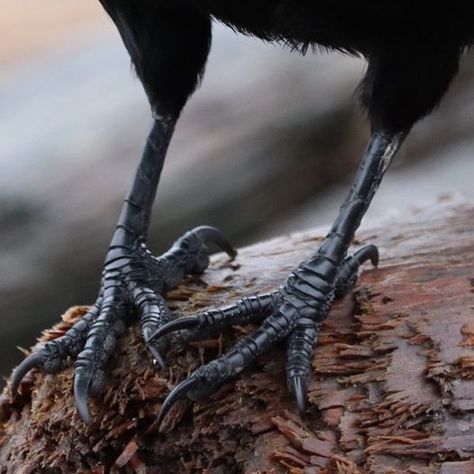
<box><xmin>98</xmin><ymin>0</ymin><xmax>473</xmax><ymax>130</ymax></box>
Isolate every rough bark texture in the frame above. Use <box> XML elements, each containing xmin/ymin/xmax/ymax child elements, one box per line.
<box><xmin>1</xmin><ymin>202</ymin><xmax>474</xmax><ymax>473</ymax></box>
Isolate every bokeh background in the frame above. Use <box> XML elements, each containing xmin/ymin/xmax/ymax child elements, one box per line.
<box><xmin>1</xmin><ymin>1</ymin><xmax>474</xmax><ymax>380</ymax></box>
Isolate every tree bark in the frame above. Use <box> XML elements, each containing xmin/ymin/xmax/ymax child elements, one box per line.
<box><xmin>1</xmin><ymin>202</ymin><xmax>474</xmax><ymax>473</ymax></box>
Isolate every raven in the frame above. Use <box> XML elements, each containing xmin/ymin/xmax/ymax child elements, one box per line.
<box><xmin>12</xmin><ymin>1</ymin><xmax>474</xmax><ymax>425</ymax></box>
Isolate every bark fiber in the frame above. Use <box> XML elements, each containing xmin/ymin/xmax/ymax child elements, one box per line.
<box><xmin>2</xmin><ymin>202</ymin><xmax>474</xmax><ymax>473</ymax></box>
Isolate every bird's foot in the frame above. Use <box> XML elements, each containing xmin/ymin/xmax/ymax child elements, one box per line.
<box><xmin>11</xmin><ymin>225</ymin><xmax>235</xmax><ymax>423</ymax></box>
<box><xmin>152</xmin><ymin>244</ymin><xmax>378</xmax><ymax>424</ymax></box>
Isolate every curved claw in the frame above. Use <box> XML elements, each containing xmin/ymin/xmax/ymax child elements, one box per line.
<box><xmin>354</xmin><ymin>244</ymin><xmax>379</xmax><ymax>268</ymax></box>
<box><xmin>147</xmin><ymin>344</ymin><xmax>166</xmax><ymax>370</ymax></box>
<box><xmin>11</xmin><ymin>350</ymin><xmax>46</xmax><ymax>396</ymax></box>
<box><xmin>142</xmin><ymin>326</ymin><xmax>166</xmax><ymax>370</ymax></box>
<box><xmin>193</xmin><ymin>225</ymin><xmax>237</xmax><ymax>259</ymax></box>
<box><xmin>156</xmin><ymin>376</ymin><xmax>200</xmax><ymax>427</ymax></box>
<box><xmin>74</xmin><ymin>371</ymin><xmax>92</xmax><ymax>424</ymax></box>
<box><xmin>289</xmin><ymin>376</ymin><xmax>307</xmax><ymax>413</ymax></box>
<box><xmin>149</xmin><ymin>316</ymin><xmax>200</xmax><ymax>343</ymax></box>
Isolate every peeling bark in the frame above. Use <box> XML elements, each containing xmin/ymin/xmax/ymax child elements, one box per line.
<box><xmin>1</xmin><ymin>202</ymin><xmax>474</xmax><ymax>473</ymax></box>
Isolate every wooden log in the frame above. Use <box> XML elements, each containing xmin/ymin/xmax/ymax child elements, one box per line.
<box><xmin>1</xmin><ymin>202</ymin><xmax>474</xmax><ymax>473</ymax></box>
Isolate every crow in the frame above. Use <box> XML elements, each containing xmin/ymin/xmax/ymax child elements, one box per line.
<box><xmin>12</xmin><ymin>1</ymin><xmax>474</xmax><ymax>425</ymax></box>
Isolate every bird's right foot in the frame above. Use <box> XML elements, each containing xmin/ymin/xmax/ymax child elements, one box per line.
<box><xmin>151</xmin><ymin>244</ymin><xmax>378</xmax><ymax>424</ymax></box>
<box><xmin>11</xmin><ymin>225</ymin><xmax>235</xmax><ymax>424</ymax></box>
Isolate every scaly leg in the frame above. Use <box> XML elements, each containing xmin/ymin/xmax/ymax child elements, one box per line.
<box><xmin>11</xmin><ymin>115</ymin><xmax>235</xmax><ymax>423</ymax></box>
<box><xmin>153</xmin><ymin>130</ymin><xmax>405</xmax><ymax>423</ymax></box>
<box><xmin>11</xmin><ymin>2</ymin><xmax>223</xmax><ymax>424</ymax></box>
<box><xmin>153</xmin><ymin>43</ymin><xmax>461</xmax><ymax>424</ymax></box>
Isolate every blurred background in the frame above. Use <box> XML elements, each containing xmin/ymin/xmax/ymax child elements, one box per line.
<box><xmin>1</xmin><ymin>1</ymin><xmax>474</xmax><ymax>380</ymax></box>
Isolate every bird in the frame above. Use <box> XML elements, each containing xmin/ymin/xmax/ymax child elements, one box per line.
<box><xmin>11</xmin><ymin>1</ymin><xmax>474</xmax><ymax>426</ymax></box>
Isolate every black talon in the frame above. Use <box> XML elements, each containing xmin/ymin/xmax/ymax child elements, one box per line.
<box><xmin>11</xmin><ymin>351</ymin><xmax>46</xmax><ymax>396</ymax></box>
<box><xmin>156</xmin><ymin>376</ymin><xmax>200</xmax><ymax>427</ymax></box>
<box><xmin>147</xmin><ymin>344</ymin><xmax>166</xmax><ymax>370</ymax></box>
<box><xmin>289</xmin><ymin>376</ymin><xmax>307</xmax><ymax>413</ymax></box>
<box><xmin>193</xmin><ymin>225</ymin><xmax>237</xmax><ymax>259</ymax></box>
<box><xmin>335</xmin><ymin>245</ymin><xmax>380</xmax><ymax>298</ymax></box>
<box><xmin>149</xmin><ymin>316</ymin><xmax>200</xmax><ymax>342</ymax></box>
<box><xmin>286</xmin><ymin>318</ymin><xmax>319</xmax><ymax>412</ymax></box>
<box><xmin>354</xmin><ymin>244</ymin><xmax>379</xmax><ymax>267</ymax></box>
<box><xmin>74</xmin><ymin>370</ymin><xmax>92</xmax><ymax>424</ymax></box>
<box><xmin>143</xmin><ymin>325</ymin><xmax>166</xmax><ymax>369</ymax></box>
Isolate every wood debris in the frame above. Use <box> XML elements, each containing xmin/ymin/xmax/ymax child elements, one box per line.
<box><xmin>1</xmin><ymin>203</ymin><xmax>474</xmax><ymax>472</ymax></box>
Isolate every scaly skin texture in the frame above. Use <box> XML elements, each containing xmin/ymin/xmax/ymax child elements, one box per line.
<box><xmin>11</xmin><ymin>112</ymin><xmax>235</xmax><ymax>423</ymax></box>
<box><xmin>154</xmin><ymin>133</ymin><xmax>399</xmax><ymax>423</ymax></box>
<box><xmin>12</xmin><ymin>225</ymin><xmax>235</xmax><ymax>423</ymax></box>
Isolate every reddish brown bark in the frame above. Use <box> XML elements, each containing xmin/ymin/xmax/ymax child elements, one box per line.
<box><xmin>1</xmin><ymin>202</ymin><xmax>474</xmax><ymax>473</ymax></box>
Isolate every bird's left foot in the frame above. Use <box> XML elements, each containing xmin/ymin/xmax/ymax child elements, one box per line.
<box><xmin>10</xmin><ymin>226</ymin><xmax>235</xmax><ymax>423</ymax></box>
<box><xmin>152</xmin><ymin>243</ymin><xmax>379</xmax><ymax>424</ymax></box>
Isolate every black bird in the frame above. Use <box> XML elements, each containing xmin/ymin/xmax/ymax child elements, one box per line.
<box><xmin>12</xmin><ymin>1</ymin><xmax>474</xmax><ymax>425</ymax></box>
